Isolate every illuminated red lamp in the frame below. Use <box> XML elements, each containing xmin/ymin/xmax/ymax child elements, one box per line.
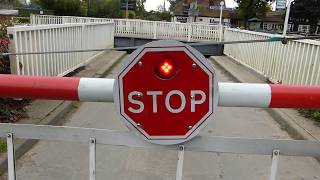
<box><xmin>155</xmin><ymin>59</ymin><xmax>177</xmax><ymax>79</ymax></box>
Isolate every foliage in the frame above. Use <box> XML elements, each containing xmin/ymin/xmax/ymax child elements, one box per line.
<box><xmin>31</xmin><ymin>0</ymin><xmax>84</xmax><ymax>16</ymax></box>
<box><xmin>135</xmin><ymin>0</ymin><xmax>146</xmax><ymax>18</ymax></box>
<box><xmin>0</xmin><ymin>99</ymin><xmax>29</xmax><ymax>123</ymax></box>
<box><xmin>141</xmin><ymin>11</ymin><xmax>171</xmax><ymax>21</ymax></box>
<box><xmin>0</xmin><ymin>16</ymin><xmax>12</xmax><ymax>74</ymax></box>
<box><xmin>197</xmin><ymin>4</ymin><xmax>206</xmax><ymax>14</ymax></box>
<box><xmin>168</xmin><ymin>0</ymin><xmax>176</xmax><ymax>13</ymax></box>
<box><xmin>290</xmin><ymin>0</ymin><xmax>320</xmax><ymax>33</ymax></box>
<box><xmin>89</xmin><ymin>0</ymin><xmax>122</xmax><ymax>18</ymax></box>
<box><xmin>299</xmin><ymin>109</ymin><xmax>320</xmax><ymax>125</ymax></box>
<box><xmin>0</xmin><ymin>141</ymin><xmax>6</xmax><ymax>153</ymax></box>
<box><xmin>0</xmin><ymin>17</ymin><xmax>29</xmax><ymax>124</ymax></box>
<box><xmin>235</xmin><ymin>0</ymin><xmax>274</xmax><ymax>28</ymax></box>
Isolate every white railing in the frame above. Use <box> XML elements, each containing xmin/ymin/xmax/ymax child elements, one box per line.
<box><xmin>224</xmin><ymin>28</ymin><xmax>320</xmax><ymax>85</ymax></box>
<box><xmin>7</xmin><ymin>22</ymin><xmax>114</xmax><ymax>76</ymax></box>
<box><xmin>2</xmin><ymin>123</ymin><xmax>320</xmax><ymax>180</ymax></box>
<box><xmin>31</xmin><ymin>14</ymin><xmax>113</xmax><ymax>24</ymax></box>
<box><xmin>114</xmin><ymin>19</ymin><xmax>222</xmax><ymax>42</ymax></box>
<box><xmin>30</xmin><ymin>15</ymin><xmax>223</xmax><ymax>42</ymax></box>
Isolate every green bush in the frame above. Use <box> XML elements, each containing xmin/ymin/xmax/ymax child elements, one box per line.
<box><xmin>299</xmin><ymin>109</ymin><xmax>320</xmax><ymax>123</ymax></box>
<box><xmin>0</xmin><ymin>141</ymin><xmax>6</xmax><ymax>153</ymax></box>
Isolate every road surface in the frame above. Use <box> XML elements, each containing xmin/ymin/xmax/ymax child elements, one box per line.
<box><xmin>2</xmin><ymin>56</ymin><xmax>320</xmax><ymax>180</ymax></box>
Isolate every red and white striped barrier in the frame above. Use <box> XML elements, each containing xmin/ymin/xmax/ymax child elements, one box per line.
<box><xmin>1</xmin><ymin>75</ymin><xmax>320</xmax><ymax>108</ymax></box>
<box><xmin>218</xmin><ymin>83</ymin><xmax>320</xmax><ymax>108</ymax></box>
<box><xmin>0</xmin><ymin>75</ymin><xmax>114</xmax><ymax>102</ymax></box>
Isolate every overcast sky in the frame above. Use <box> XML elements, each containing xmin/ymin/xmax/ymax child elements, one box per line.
<box><xmin>144</xmin><ymin>0</ymin><xmax>238</xmax><ymax>11</ymax></box>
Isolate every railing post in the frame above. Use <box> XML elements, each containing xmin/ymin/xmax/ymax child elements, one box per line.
<box><xmin>89</xmin><ymin>138</ymin><xmax>96</xmax><ymax>180</ymax></box>
<box><xmin>153</xmin><ymin>22</ymin><xmax>157</xmax><ymax>39</ymax></box>
<box><xmin>7</xmin><ymin>133</ymin><xmax>16</xmax><ymax>180</ymax></box>
<box><xmin>30</xmin><ymin>14</ymin><xmax>35</xmax><ymax>25</ymax></box>
<box><xmin>187</xmin><ymin>24</ymin><xmax>192</xmax><ymax>42</ymax></box>
<box><xmin>269</xmin><ymin>150</ymin><xmax>280</xmax><ymax>180</ymax></box>
<box><xmin>219</xmin><ymin>25</ymin><xmax>223</xmax><ymax>42</ymax></box>
<box><xmin>176</xmin><ymin>145</ymin><xmax>185</xmax><ymax>180</ymax></box>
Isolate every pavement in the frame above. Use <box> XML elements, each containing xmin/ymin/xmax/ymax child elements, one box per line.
<box><xmin>2</xmin><ymin>55</ymin><xmax>320</xmax><ymax>180</ymax></box>
<box><xmin>0</xmin><ymin>50</ymin><xmax>126</xmax><ymax>176</ymax></box>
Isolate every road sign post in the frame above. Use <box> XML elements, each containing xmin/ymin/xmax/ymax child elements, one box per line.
<box><xmin>113</xmin><ymin>40</ymin><xmax>218</xmax><ymax>145</ymax></box>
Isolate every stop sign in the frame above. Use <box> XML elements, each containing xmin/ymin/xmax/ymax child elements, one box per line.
<box><xmin>114</xmin><ymin>40</ymin><xmax>217</xmax><ymax>145</ymax></box>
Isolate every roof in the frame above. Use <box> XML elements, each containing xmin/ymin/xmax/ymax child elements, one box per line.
<box><xmin>249</xmin><ymin>11</ymin><xmax>285</xmax><ymax>23</ymax></box>
<box><xmin>0</xmin><ymin>9</ymin><xmax>18</xmax><ymax>16</ymax></box>
<box><xmin>248</xmin><ymin>17</ymin><xmax>262</xmax><ymax>22</ymax></box>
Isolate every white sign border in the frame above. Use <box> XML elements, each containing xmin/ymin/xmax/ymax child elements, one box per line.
<box><xmin>114</xmin><ymin>40</ymin><xmax>218</xmax><ymax>145</ymax></box>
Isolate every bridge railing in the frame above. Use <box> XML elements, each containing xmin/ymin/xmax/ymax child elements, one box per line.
<box><xmin>30</xmin><ymin>14</ymin><xmax>222</xmax><ymax>42</ymax></box>
<box><xmin>30</xmin><ymin>14</ymin><xmax>113</xmax><ymax>24</ymax></box>
<box><xmin>7</xmin><ymin>22</ymin><xmax>114</xmax><ymax>76</ymax></box>
<box><xmin>224</xmin><ymin>28</ymin><xmax>320</xmax><ymax>85</ymax></box>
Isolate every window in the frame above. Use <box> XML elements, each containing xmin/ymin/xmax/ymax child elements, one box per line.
<box><xmin>263</xmin><ymin>24</ymin><xmax>267</xmax><ymax>30</ymax></box>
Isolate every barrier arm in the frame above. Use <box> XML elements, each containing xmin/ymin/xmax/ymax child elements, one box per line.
<box><xmin>1</xmin><ymin>75</ymin><xmax>320</xmax><ymax>108</ymax></box>
<box><xmin>2</xmin><ymin>74</ymin><xmax>320</xmax><ymax>180</ymax></box>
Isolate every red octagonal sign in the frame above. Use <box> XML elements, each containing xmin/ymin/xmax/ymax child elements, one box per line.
<box><xmin>114</xmin><ymin>40</ymin><xmax>217</xmax><ymax>145</ymax></box>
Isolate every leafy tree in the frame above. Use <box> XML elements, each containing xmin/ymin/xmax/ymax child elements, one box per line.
<box><xmin>142</xmin><ymin>10</ymin><xmax>171</xmax><ymax>21</ymax></box>
<box><xmin>31</xmin><ymin>0</ymin><xmax>83</xmax><ymax>16</ymax></box>
<box><xmin>135</xmin><ymin>0</ymin><xmax>146</xmax><ymax>18</ymax></box>
<box><xmin>290</xmin><ymin>0</ymin><xmax>320</xmax><ymax>33</ymax></box>
<box><xmin>89</xmin><ymin>0</ymin><xmax>121</xmax><ymax>18</ymax></box>
<box><xmin>168</xmin><ymin>0</ymin><xmax>176</xmax><ymax>13</ymax></box>
<box><xmin>156</xmin><ymin>5</ymin><xmax>164</xmax><ymax>12</ymax></box>
<box><xmin>236</xmin><ymin>0</ymin><xmax>274</xmax><ymax>28</ymax></box>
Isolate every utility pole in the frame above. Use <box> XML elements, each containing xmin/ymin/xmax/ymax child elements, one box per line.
<box><xmin>87</xmin><ymin>0</ymin><xmax>91</xmax><ymax>16</ymax></box>
<box><xmin>163</xmin><ymin>0</ymin><xmax>166</xmax><ymax>12</ymax></box>
<box><xmin>283</xmin><ymin>0</ymin><xmax>293</xmax><ymax>37</ymax></box>
<box><xmin>219</xmin><ymin>1</ymin><xmax>224</xmax><ymax>42</ymax></box>
<box><xmin>126</xmin><ymin>0</ymin><xmax>129</xmax><ymax>19</ymax></box>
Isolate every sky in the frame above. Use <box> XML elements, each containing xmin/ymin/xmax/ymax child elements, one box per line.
<box><xmin>144</xmin><ymin>0</ymin><xmax>239</xmax><ymax>12</ymax></box>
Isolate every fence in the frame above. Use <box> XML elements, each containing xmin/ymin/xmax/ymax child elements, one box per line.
<box><xmin>30</xmin><ymin>14</ymin><xmax>223</xmax><ymax>42</ymax></box>
<box><xmin>224</xmin><ymin>28</ymin><xmax>320</xmax><ymax>85</ymax></box>
<box><xmin>1</xmin><ymin>123</ymin><xmax>320</xmax><ymax>180</ymax></box>
<box><xmin>114</xmin><ymin>19</ymin><xmax>222</xmax><ymax>42</ymax></box>
<box><xmin>30</xmin><ymin>14</ymin><xmax>113</xmax><ymax>24</ymax></box>
<box><xmin>7</xmin><ymin>22</ymin><xmax>114</xmax><ymax>76</ymax></box>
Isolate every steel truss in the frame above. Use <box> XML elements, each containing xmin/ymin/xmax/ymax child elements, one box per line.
<box><xmin>1</xmin><ymin>123</ymin><xmax>319</xmax><ymax>180</ymax></box>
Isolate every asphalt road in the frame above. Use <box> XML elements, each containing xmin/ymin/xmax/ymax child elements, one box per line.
<box><xmin>3</xmin><ymin>57</ymin><xmax>320</xmax><ymax>180</ymax></box>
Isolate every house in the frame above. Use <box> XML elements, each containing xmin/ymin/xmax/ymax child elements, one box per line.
<box><xmin>173</xmin><ymin>0</ymin><xmax>238</xmax><ymax>26</ymax></box>
<box><xmin>248</xmin><ymin>11</ymin><xmax>285</xmax><ymax>33</ymax></box>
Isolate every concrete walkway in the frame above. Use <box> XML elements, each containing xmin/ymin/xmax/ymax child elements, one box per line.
<box><xmin>2</xmin><ymin>57</ymin><xmax>320</xmax><ymax>180</ymax></box>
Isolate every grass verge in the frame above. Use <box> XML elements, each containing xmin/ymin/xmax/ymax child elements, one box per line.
<box><xmin>0</xmin><ymin>141</ymin><xmax>6</xmax><ymax>153</ymax></box>
<box><xmin>298</xmin><ymin>109</ymin><xmax>320</xmax><ymax>126</ymax></box>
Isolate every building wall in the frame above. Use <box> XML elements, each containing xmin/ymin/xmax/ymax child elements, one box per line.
<box><xmin>173</xmin><ymin>16</ymin><xmax>230</xmax><ymax>24</ymax></box>
<box><xmin>0</xmin><ymin>0</ymin><xmax>16</xmax><ymax>9</ymax></box>
<box><xmin>175</xmin><ymin>0</ymin><xmax>229</xmax><ymax>18</ymax></box>
<box><xmin>249</xmin><ymin>22</ymin><xmax>284</xmax><ymax>33</ymax></box>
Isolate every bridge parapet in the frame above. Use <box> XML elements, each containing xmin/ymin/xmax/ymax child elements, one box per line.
<box><xmin>7</xmin><ymin>22</ymin><xmax>114</xmax><ymax>76</ymax></box>
<box><xmin>224</xmin><ymin>28</ymin><xmax>320</xmax><ymax>86</ymax></box>
<box><xmin>30</xmin><ymin>14</ymin><xmax>223</xmax><ymax>42</ymax></box>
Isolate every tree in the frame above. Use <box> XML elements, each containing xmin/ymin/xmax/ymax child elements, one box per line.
<box><xmin>236</xmin><ymin>0</ymin><xmax>274</xmax><ymax>28</ymax></box>
<box><xmin>135</xmin><ymin>0</ymin><xmax>146</xmax><ymax>18</ymax></box>
<box><xmin>31</xmin><ymin>0</ymin><xmax>83</xmax><ymax>16</ymax></box>
<box><xmin>89</xmin><ymin>0</ymin><xmax>122</xmax><ymax>18</ymax></box>
<box><xmin>156</xmin><ymin>5</ymin><xmax>164</xmax><ymax>12</ymax></box>
<box><xmin>290</xmin><ymin>0</ymin><xmax>320</xmax><ymax>33</ymax></box>
<box><xmin>168</xmin><ymin>0</ymin><xmax>176</xmax><ymax>13</ymax></box>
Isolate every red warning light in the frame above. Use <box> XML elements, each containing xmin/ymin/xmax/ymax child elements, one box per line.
<box><xmin>155</xmin><ymin>59</ymin><xmax>177</xmax><ymax>79</ymax></box>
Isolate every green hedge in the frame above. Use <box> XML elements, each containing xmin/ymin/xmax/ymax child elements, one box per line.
<box><xmin>17</xmin><ymin>8</ymin><xmax>55</xmax><ymax>17</ymax></box>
